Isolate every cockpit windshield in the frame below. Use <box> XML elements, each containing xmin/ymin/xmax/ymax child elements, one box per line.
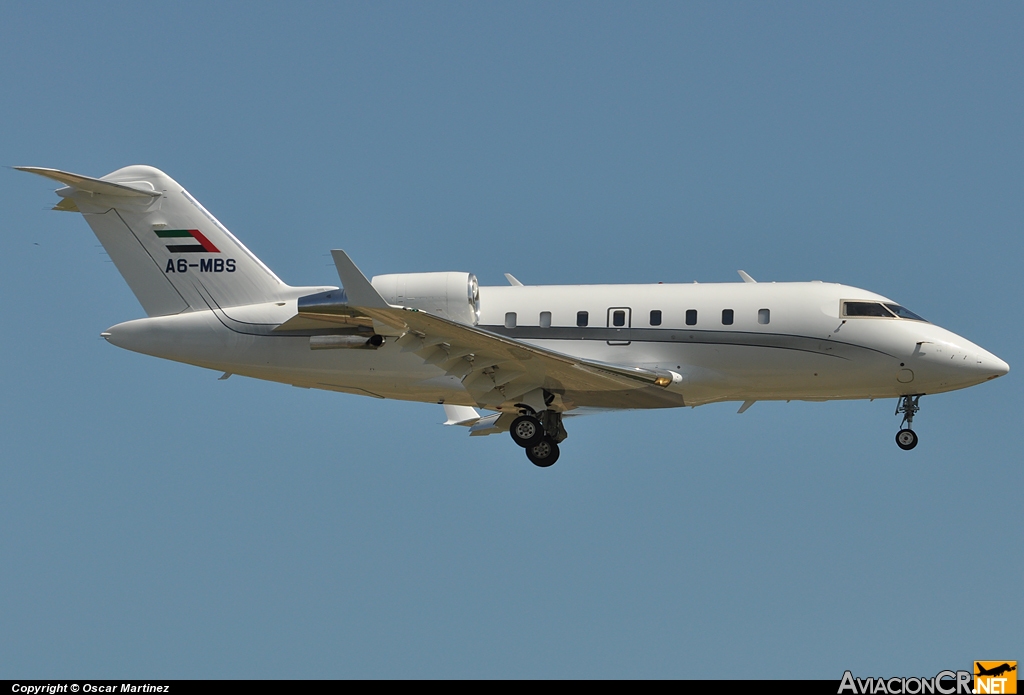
<box><xmin>843</xmin><ymin>301</ymin><xmax>894</xmax><ymax>318</ymax></box>
<box><xmin>842</xmin><ymin>301</ymin><xmax>928</xmax><ymax>322</ymax></box>
<box><xmin>883</xmin><ymin>304</ymin><xmax>927</xmax><ymax>322</ymax></box>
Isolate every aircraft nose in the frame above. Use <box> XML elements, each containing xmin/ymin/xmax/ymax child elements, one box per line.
<box><xmin>980</xmin><ymin>351</ymin><xmax>1010</xmax><ymax>379</ymax></box>
<box><xmin>904</xmin><ymin>324</ymin><xmax>1007</xmax><ymax>389</ymax></box>
<box><xmin>959</xmin><ymin>346</ymin><xmax>1009</xmax><ymax>382</ymax></box>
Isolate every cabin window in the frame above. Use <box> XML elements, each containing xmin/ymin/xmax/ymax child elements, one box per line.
<box><xmin>650</xmin><ymin>310</ymin><xmax>662</xmax><ymax>326</ymax></box>
<box><xmin>577</xmin><ymin>311</ymin><xmax>589</xmax><ymax>327</ymax></box>
<box><xmin>843</xmin><ymin>301</ymin><xmax>893</xmax><ymax>318</ymax></box>
<box><xmin>539</xmin><ymin>311</ymin><xmax>552</xmax><ymax>328</ymax></box>
<box><xmin>722</xmin><ymin>309</ymin><xmax>734</xmax><ymax>325</ymax></box>
<box><xmin>758</xmin><ymin>308</ymin><xmax>770</xmax><ymax>325</ymax></box>
<box><xmin>612</xmin><ymin>310</ymin><xmax>626</xmax><ymax>327</ymax></box>
<box><xmin>505</xmin><ymin>312</ymin><xmax>517</xmax><ymax>328</ymax></box>
<box><xmin>686</xmin><ymin>309</ymin><xmax>697</xmax><ymax>326</ymax></box>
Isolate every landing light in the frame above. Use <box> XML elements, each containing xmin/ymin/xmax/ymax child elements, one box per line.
<box><xmin>654</xmin><ymin>376</ymin><xmax>672</xmax><ymax>387</ymax></box>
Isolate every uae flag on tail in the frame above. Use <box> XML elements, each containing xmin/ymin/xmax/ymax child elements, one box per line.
<box><xmin>155</xmin><ymin>229</ymin><xmax>220</xmax><ymax>253</ymax></box>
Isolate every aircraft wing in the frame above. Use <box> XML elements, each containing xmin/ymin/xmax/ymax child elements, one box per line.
<box><xmin>307</xmin><ymin>250</ymin><xmax>683</xmax><ymax>410</ymax></box>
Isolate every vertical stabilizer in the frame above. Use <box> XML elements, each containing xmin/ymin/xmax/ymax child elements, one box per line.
<box><xmin>18</xmin><ymin>165</ymin><xmax>290</xmax><ymax>316</ymax></box>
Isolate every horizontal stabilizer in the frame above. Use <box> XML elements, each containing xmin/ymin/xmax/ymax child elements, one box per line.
<box><xmin>469</xmin><ymin>412</ymin><xmax>513</xmax><ymax>436</ymax></box>
<box><xmin>443</xmin><ymin>404</ymin><xmax>481</xmax><ymax>426</ymax></box>
<box><xmin>15</xmin><ymin>166</ymin><xmax>161</xmax><ymax>198</ymax></box>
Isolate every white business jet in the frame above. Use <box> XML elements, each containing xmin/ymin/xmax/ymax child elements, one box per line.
<box><xmin>19</xmin><ymin>165</ymin><xmax>1009</xmax><ymax>466</ymax></box>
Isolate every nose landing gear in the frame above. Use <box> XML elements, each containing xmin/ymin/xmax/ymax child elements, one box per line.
<box><xmin>896</xmin><ymin>428</ymin><xmax>918</xmax><ymax>450</ymax></box>
<box><xmin>509</xmin><ymin>407</ymin><xmax>567</xmax><ymax>467</ymax></box>
<box><xmin>895</xmin><ymin>395</ymin><xmax>921</xmax><ymax>450</ymax></box>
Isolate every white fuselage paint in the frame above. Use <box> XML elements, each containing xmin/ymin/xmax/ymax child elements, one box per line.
<box><xmin>103</xmin><ymin>279</ymin><xmax>1008</xmax><ymax>411</ymax></box>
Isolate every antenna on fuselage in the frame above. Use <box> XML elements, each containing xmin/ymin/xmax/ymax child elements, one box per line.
<box><xmin>738</xmin><ymin>270</ymin><xmax>757</xmax><ymax>283</ymax></box>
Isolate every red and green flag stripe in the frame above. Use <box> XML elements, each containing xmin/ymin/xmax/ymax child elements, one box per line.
<box><xmin>154</xmin><ymin>229</ymin><xmax>220</xmax><ymax>253</ymax></box>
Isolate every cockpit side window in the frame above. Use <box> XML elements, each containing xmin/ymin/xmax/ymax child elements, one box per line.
<box><xmin>884</xmin><ymin>304</ymin><xmax>927</xmax><ymax>322</ymax></box>
<box><xmin>842</xmin><ymin>301</ymin><xmax>895</xmax><ymax>318</ymax></box>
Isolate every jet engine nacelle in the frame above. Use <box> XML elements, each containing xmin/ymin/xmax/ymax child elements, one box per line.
<box><xmin>371</xmin><ymin>272</ymin><xmax>480</xmax><ymax>325</ymax></box>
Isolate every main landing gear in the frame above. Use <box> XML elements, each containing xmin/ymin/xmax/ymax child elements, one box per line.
<box><xmin>510</xmin><ymin>408</ymin><xmax>567</xmax><ymax>467</ymax></box>
<box><xmin>895</xmin><ymin>395</ymin><xmax>921</xmax><ymax>450</ymax></box>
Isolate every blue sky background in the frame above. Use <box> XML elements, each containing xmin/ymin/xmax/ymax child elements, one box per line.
<box><xmin>1</xmin><ymin>2</ymin><xmax>1021</xmax><ymax>679</ymax></box>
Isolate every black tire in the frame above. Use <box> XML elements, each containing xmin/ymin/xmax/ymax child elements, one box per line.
<box><xmin>896</xmin><ymin>429</ymin><xmax>918</xmax><ymax>450</ymax></box>
<box><xmin>510</xmin><ymin>415</ymin><xmax>544</xmax><ymax>448</ymax></box>
<box><xmin>526</xmin><ymin>437</ymin><xmax>560</xmax><ymax>467</ymax></box>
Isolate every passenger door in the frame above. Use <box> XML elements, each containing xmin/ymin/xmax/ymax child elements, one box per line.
<box><xmin>606</xmin><ymin>307</ymin><xmax>631</xmax><ymax>345</ymax></box>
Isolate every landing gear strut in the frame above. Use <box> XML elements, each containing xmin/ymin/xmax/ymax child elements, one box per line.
<box><xmin>895</xmin><ymin>395</ymin><xmax>921</xmax><ymax>450</ymax></box>
<box><xmin>509</xmin><ymin>407</ymin><xmax>567</xmax><ymax>467</ymax></box>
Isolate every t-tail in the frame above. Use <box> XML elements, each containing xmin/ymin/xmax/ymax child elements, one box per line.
<box><xmin>17</xmin><ymin>165</ymin><xmax>294</xmax><ymax>316</ymax></box>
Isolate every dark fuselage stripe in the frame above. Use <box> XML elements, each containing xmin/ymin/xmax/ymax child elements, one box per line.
<box><xmin>479</xmin><ymin>325</ymin><xmax>894</xmax><ymax>359</ymax></box>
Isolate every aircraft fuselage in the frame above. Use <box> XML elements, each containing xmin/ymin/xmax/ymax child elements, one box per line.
<box><xmin>104</xmin><ymin>279</ymin><xmax>1007</xmax><ymax>410</ymax></box>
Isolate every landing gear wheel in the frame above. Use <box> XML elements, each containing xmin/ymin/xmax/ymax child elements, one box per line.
<box><xmin>510</xmin><ymin>415</ymin><xmax>544</xmax><ymax>448</ymax></box>
<box><xmin>526</xmin><ymin>437</ymin><xmax>560</xmax><ymax>467</ymax></box>
<box><xmin>896</xmin><ymin>429</ymin><xmax>918</xmax><ymax>450</ymax></box>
